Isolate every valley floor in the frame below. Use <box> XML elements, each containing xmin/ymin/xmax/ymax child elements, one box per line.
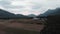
<box><xmin>0</xmin><ymin>19</ymin><xmax>45</xmax><ymax>34</ymax></box>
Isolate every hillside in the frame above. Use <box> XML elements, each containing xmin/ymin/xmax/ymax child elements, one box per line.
<box><xmin>0</xmin><ymin>9</ymin><xmax>16</xmax><ymax>18</ymax></box>
<box><xmin>37</xmin><ymin>8</ymin><xmax>60</xmax><ymax>17</ymax></box>
<box><xmin>0</xmin><ymin>9</ymin><xmax>31</xmax><ymax>19</ymax></box>
<box><xmin>27</xmin><ymin>14</ymin><xmax>36</xmax><ymax>17</ymax></box>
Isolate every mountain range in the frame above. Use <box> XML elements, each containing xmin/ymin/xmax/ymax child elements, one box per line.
<box><xmin>0</xmin><ymin>9</ymin><xmax>32</xmax><ymax>19</ymax></box>
<box><xmin>27</xmin><ymin>14</ymin><xmax>36</xmax><ymax>17</ymax></box>
<box><xmin>1</xmin><ymin>8</ymin><xmax>60</xmax><ymax>18</ymax></box>
<box><xmin>37</xmin><ymin>8</ymin><xmax>60</xmax><ymax>17</ymax></box>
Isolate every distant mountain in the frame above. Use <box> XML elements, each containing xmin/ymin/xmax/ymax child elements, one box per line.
<box><xmin>27</xmin><ymin>14</ymin><xmax>36</xmax><ymax>17</ymax></box>
<box><xmin>51</xmin><ymin>8</ymin><xmax>60</xmax><ymax>15</ymax></box>
<box><xmin>0</xmin><ymin>9</ymin><xmax>16</xmax><ymax>18</ymax></box>
<box><xmin>37</xmin><ymin>8</ymin><xmax>60</xmax><ymax>17</ymax></box>
<box><xmin>39</xmin><ymin>9</ymin><xmax>54</xmax><ymax>17</ymax></box>
<box><xmin>43</xmin><ymin>8</ymin><xmax>60</xmax><ymax>16</ymax></box>
<box><xmin>16</xmin><ymin>14</ymin><xmax>25</xmax><ymax>17</ymax></box>
<box><xmin>0</xmin><ymin>9</ymin><xmax>32</xmax><ymax>19</ymax></box>
<box><xmin>15</xmin><ymin>14</ymin><xmax>30</xmax><ymax>18</ymax></box>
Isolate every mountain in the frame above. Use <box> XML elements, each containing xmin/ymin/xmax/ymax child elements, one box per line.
<box><xmin>15</xmin><ymin>14</ymin><xmax>30</xmax><ymax>18</ymax></box>
<box><xmin>43</xmin><ymin>8</ymin><xmax>60</xmax><ymax>16</ymax></box>
<box><xmin>27</xmin><ymin>14</ymin><xmax>36</xmax><ymax>17</ymax></box>
<box><xmin>37</xmin><ymin>8</ymin><xmax>60</xmax><ymax>17</ymax></box>
<box><xmin>0</xmin><ymin>9</ymin><xmax>32</xmax><ymax>19</ymax></box>
<box><xmin>0</xmin><ymin>9</ymin><xmax>16</xmax><ymax>18</ymax></box>
<box><xmin>51</xmin><ymin>8</ymin><xmax>60</xmax><ymax>15</ymax></box>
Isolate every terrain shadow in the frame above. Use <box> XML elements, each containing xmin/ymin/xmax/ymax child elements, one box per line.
<box><xmin>40</xmin><ymin>15</ymin><xmax>60</xmax><ymax>34</ymax></box>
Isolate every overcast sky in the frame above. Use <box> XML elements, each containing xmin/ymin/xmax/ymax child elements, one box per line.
<box><xmin>0</xmin><ymin>0</ymin><xmax>60</xmax><ymax>15</ymax></box>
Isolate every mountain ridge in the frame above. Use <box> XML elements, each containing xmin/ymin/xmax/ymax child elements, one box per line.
<box><xmin>0</xmin><ymin>9</ymin><xmax>31</xmax><ymax>19</ymax></box>
<box><xmin>37</xmin><ymin>8</ymin><xmax>60</xmax><ymax>17</ymax></box>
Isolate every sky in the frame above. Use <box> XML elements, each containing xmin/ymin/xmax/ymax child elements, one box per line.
<box><xmin>0</xmin><ymin>0</ymin><xmax>60</xmax><ymax>15</ymax></box>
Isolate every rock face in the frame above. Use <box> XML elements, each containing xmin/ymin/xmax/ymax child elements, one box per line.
<box><xmin>40</xmin><ymin>15</ymin><xmax>60</xmax><ymax>34</ymax></box>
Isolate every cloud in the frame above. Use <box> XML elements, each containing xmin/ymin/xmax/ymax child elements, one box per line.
<box><xmin>0</xmin><ymin>0</ymin><xmax>60</xmax><ymax>15</ymax></box>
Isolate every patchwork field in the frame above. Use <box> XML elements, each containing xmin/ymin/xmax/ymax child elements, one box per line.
<box><xmin>0</xmin><ymin>19</ymin><xmax>45</xmax><ymax>34</ymax></box>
